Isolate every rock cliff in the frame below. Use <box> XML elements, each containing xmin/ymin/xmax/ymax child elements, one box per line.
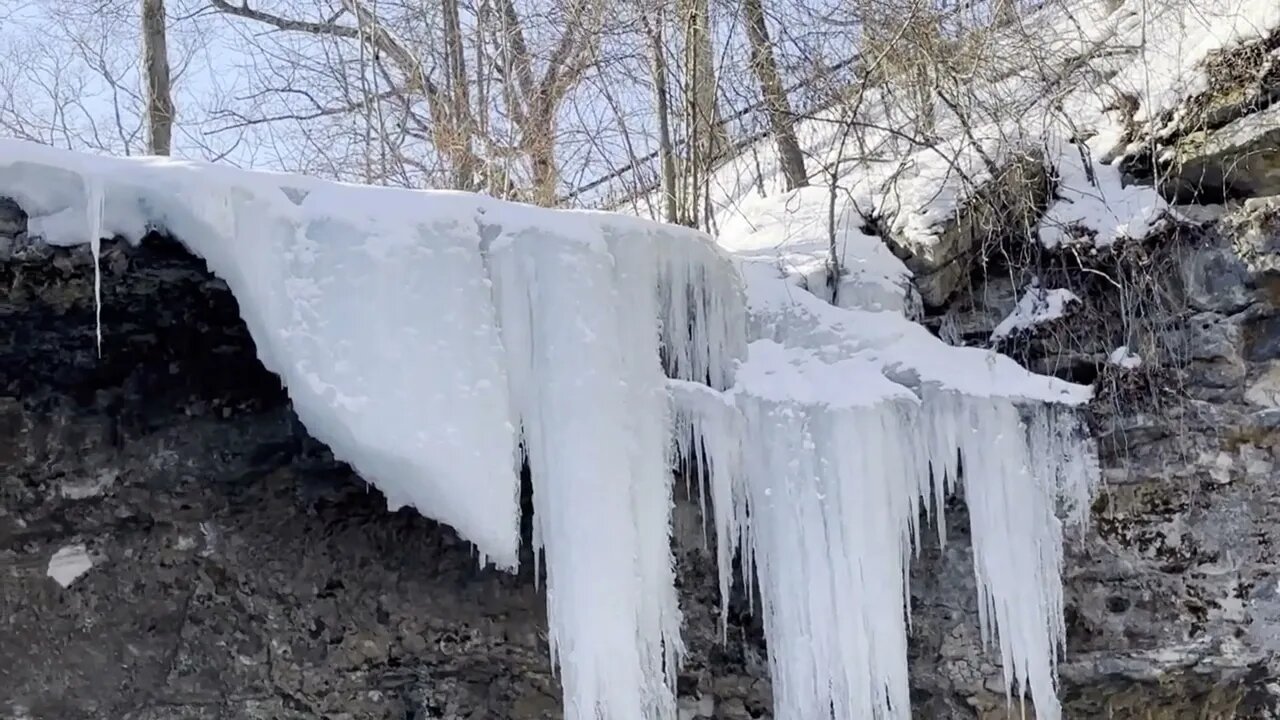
<box><xmin>3</xmin><ymin>18</ymin><xmax>1280</xmax><ymax>720</ymax></box>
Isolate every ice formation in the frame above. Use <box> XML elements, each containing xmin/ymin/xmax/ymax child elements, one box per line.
<box><xmin>670</xmin><ymin>254</ymin><xmax>1096</xmax><ymax>720</ymax></box>
<box><xmin>0</xmin><ymin>138</ymin><xmax>744</xmax><ymax>720</ymax></box>
<box><xmin>2</xmin><ymin>138</ymin><xmax>1099</xmax><ymax>720</ymax></box>
<box><xmin>485</xmin><ymin>218</ymin><xmax>744</xmax><ymax>719</ymax></box>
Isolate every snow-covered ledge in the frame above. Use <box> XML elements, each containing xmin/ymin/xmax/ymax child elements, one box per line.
<box><xmin>0</xmin><ymin>139</ymin><xmax>1098</xmax><ymax>720</ymax></box>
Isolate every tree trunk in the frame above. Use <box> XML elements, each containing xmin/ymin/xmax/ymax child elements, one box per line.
<box><xmin>742</xmin><ymin>0</ymin><xmax>807</xmax><ymax>189</ymax></box>
<box><xmin>523</xmin><ymin>102</ymin><xmax>559</xmax><ymax>206</ymax></box>
<box><xmin>646</xmin><ymin>17</ymin><xmax>679</xmax><ymax>224</ymax></box>
<box><xmin>681</xmin><ymin>0</ymin><xmax>724</xmax><ymax>163</ymax></box>
<box><xmin>141</xmin><ymin>0</ymin><xmax>173</xmax><ymax>156</ymax></box>
<box><xmin>441</xmin><ymin>0</ymin><xmax>477</xmax><ymax>189</ymax></box>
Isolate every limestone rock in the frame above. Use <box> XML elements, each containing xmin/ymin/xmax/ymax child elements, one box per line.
<box><xmin>1123</xmin><ymin>30</ymin><xmax>1280</xmax><ymax>203</ymax></box>
<box><xmin>886</xmin><ymin>154</ymin><xmax>1049</xmax><ymax>307</ymax></box>
<box><xmin>1167</xmin><ymin>105</ymin><xmax>1280</xmax><ymax>201</ymax></box>
<box><xmin>1180</xmin><ymin>244</ymin><xmax>1254</xmax><ymax>313</ymax></box>
<box><xmin>1245</xmin><ymin>362</ymin><xmax>1280</xmax><ymax>406</ymax></box>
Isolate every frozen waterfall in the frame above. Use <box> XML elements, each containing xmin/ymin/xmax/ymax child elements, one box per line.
<box><xmin>0</xmin><ymin>138</ymin><xmax>1097</xmax><ymax>720</ymax></box>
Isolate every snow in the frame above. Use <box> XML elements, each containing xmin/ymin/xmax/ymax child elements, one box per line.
<box><xmin>1105</xmin><ymin>0</ymin><xmax>1280</xmax><ymax>126</ymax></box>
<box><xmin>609</xmin><ymin>0</ymin><xmax>1278</xmax><ymax>268</ymax></box>
<box><xmin>2</xmin><ymin>137</ymin><xmax>1101</xmax><ymax>720</ymax></box>
<box><xmin>47</xmin><ymin>545</ymin><xmax>93</xmax><ymax>588</ymax></box>
<box><xmin>992</xmin><ymin>287</ymin><xmax>1082</xmax><ymax>341</ymax></box>
<box><xmin>1109</xmin><ymin>345</ymin><xmax>1144</xmax><ymax>369</ymax></box>
<box><xmin>2</xmin><ymin>140</ymin><xmax>526</xmax><ymax>570</ymax></box>
<box><xmin>716</xmin><ymin>187</ymin><xmax>917</xmax><ymax>315</ymax></box>
<box><xmin>739</xmin><ymin>261</ymin><xmax>1089</xmax><ymax>405</ymax></box>
<box><xmin>1038</xmin><ymin>136</ymin><xmax>1168</xmax><ymax>249</ymax></box>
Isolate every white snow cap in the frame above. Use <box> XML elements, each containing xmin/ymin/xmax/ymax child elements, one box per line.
<box><xmin>1109</xmin><ymin>346</ymin><xmax>1144</xmax><ymax>369</ymax></box>
<box><xmin>992</xmin><ymin>286</ymin><xmax>1082</xmax><ymax>341</ymax></box>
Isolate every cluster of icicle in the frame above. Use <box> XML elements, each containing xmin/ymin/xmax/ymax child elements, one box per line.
<box><xmin>484</xmin><ymin>218</ymin><xmax>747</xmax><ymax>720</ymax></box>
<box><xmin>0</xmin><ymin>140</ymin><xmax>750</xmax><ymax>720</ymax></box>
<box><xmin>670</xmin><ymin>354</ymin><xmax>1098</xmax><ymax>720</ymax></box>
<box><xmin>0</xmin><ymin>138</ymin><xmax>1099</xmax><ymax>720</ymax></box>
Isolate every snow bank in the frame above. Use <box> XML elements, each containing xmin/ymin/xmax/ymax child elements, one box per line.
<box><xmin>716</xmin><ymin>186</ymin><xmax>917</xmax><ymax>315</ymax></box>
<box><xmin>615</xmin><ymin>0</ymin><xmax>1275</xmax><ymax>272</ymax></box>
<box><xmin>1038</xmin><ymin>137</ymin><xmax>1169</xmax><ymax>249</ymax></box>
<box><xmin>1105</xmin><ymin>0</ymin><xmax>1280</xmax><ymax>128</ymax></box>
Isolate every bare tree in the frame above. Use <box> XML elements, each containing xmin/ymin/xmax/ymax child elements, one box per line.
<box><xmin>686</xmin><ymin>0</ymin><xmax>725</xmax><ymax>154</ymax></box>
<box><xmin>141</xmin><ymin>0</ymin><xmax>173</xmax><ymax>155</ymax></box>
<box><xmin>0</xmin><ymin>0</ymin><xmax>232</xmax><ymax>159</ymax></box>
<box><xmin>679</xmin><ymin>0</ymin><xmax>724</xmax><ymax>226</ymax></box>
<box><xmin>649</xmin><ymin>16</ymin><xmax>680</xmax><ymax>223</ymax></box>
<box><xmin>742</xmin><ymin>0</ymin><xmax>806</xmax><ymax>189</ymax></box>
<box><xmin>206</xmin><ymin>0</ymin><xmax>604</xmax><ymax>202</ymax></box>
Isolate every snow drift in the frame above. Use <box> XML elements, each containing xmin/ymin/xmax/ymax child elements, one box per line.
<box><xmin>1</xmin><ymin>137</ymin><xmax>1097</xmax><ymax>720</ymax></box>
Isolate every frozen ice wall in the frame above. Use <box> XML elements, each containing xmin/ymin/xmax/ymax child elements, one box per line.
<box><xmin>0</xmin><ymin>138</ymin><xmax>746</xmax><ymax>720</ymax></box>
<box><xmin>1</xmin><ymin>138</ymin><xmax>1098</xmax><ymax>720</ymax></box>
<box><xmin>672</xmin><ymin>186</ymin><xmax>1097</xmax><ymax>720</ymax></box>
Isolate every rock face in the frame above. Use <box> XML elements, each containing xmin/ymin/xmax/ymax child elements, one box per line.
<box><xmin>928</xmin><ymin>191</ymin><xmax>1280</xmax><ymax>717</ymax></box>
<box><xmin>884</xmin><ymin>154</ymin><xmax>1050</xmax><ymax>308</ymax></box>
<box><xmin>0</xmin><ymin>192</ymin><xmax>1277</xmax><ymax>720</ymax></box>
<box><xmin>2</xmin><ymin>166</ymin><xmax>1280</xmax><ymax>718</ymax></box>
<box><xmin>1123</xmin><ymin>27</ymin><xmax>1280</xmax><ymax>203</ymax></box>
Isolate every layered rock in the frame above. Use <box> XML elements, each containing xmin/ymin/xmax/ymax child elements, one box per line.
<box><xmin>1121</xmin><ymin>27</ymin><xmax>1280</xmax><ymax>202</ymax></box>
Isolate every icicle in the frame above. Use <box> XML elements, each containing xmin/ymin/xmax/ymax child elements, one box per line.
<box><xmin>85</xmin><ymin>175</ymin><xmax>104</xmax><ymax>357</ymax></box>
<box><xmin>487</xmin><ymin>218</ymin><xmax>736</xmax><ymax>720</ymax></box>
<box><xmin>1028</xmin><ymin>405</ymin><xmax>1100</xmax><ymax>533</ymax></box>
<box><xmin>667</xmin><ymin>377</ymin><xmax>746</xmax><ymax>638</ymax></box>
<box><xmin>655</xmin><ymin>232</ymin><xmax>748</xmax><ymax>390</ymax></box>
<box><xmin>724</xmin><ymin>261</ymin><xmax>1097</xmax><ymax>720</ymax></box>
<box><xmin>730</xmin><ymin>340</ymin><xmax>927</xmax><ymax>720</ymax></box>
<box><xmin>921</xmin><ymin>389</ymin><xmax>1073</xmax><ymax>720</ymax></box>
<box><xmin>608</xmin><ymin>225</ymin><xmax>685</xmax><ymax>710</ymax></box>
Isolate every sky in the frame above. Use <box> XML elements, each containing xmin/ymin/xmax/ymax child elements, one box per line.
<box><xmin>0</xmin><ymin>0</ymin><xmax>1008</xmax><ymax>206</ymax></box>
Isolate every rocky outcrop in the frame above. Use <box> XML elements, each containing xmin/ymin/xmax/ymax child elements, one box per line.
<box><xmin>884</xmin><ymin>153</ymin><xmax>1050</xmax><ymax>308</ymax></box>
<box><xmin>928</xmin><ymin>193</ymin><xmax>1280</xmax><ymax>717</ymax></box>
<box><xmin>1122</xmin><ymin>28</ymin><xmax>1280</xmax><ymax>202</ymax></box>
